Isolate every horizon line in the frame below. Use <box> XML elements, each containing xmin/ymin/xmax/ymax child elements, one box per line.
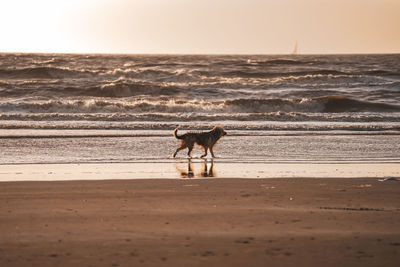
<box><xmin>1</xmin><ymin>51</ymin><xmax>400</xmax><ymax>56</ymax></box>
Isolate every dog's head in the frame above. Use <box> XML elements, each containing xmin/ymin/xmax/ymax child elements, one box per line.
<box><xmin>213</xmin><ymin>126</ymin><xmax>227</xmax><ymax>138</ymax></box>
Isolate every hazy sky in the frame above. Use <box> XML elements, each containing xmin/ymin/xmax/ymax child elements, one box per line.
<box><xmin>1</xmin><ymin>0</ymin><xmax>399</xmax><ymax>54</ymax></box>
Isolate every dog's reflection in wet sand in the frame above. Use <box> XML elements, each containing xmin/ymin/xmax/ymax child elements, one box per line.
<box><xmin>175</xmin><ymin>159</ymin><xmax>216</xmax><ymax>178</ymax></box>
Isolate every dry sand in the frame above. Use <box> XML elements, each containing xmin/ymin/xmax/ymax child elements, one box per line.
<box><xmin>1</xmin><ymin>178</ymin><xmax>399</xmax><ymax>267</ymax></box>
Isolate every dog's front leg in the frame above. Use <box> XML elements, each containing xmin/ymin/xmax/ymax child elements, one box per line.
<box><xmin>187</xmin><ymin>145</ymin><xmax>194</xmax><ymax>158</ymax></box>
<box><xmin>200</xmin><ymin>147</ymin><xmax>208</xmax><ymax>158</ymax></box>
<box><xmin>210</xmin><ymin>147</ymin><xmax>217</xmax><ymax>158</ymax></box>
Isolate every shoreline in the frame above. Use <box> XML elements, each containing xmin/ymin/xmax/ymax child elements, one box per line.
<box><xmin>1</xmin><ymin>161</ymin><xmax>399</xmax><ymax>181</ymax></box>
<box><xmin>1</xmin><ymin>178</ymin><xmax>399</xmax><ymax>267</ymax></box>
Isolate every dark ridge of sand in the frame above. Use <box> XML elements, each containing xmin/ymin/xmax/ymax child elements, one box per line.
<box><xmin>0</xmin><ymin>178</ymin><xmax>399</xmax><ymax>267</ymax></box>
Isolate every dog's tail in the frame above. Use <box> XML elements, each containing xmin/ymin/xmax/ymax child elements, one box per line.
<box><xmin>173</xmin><ymin>127</ymin><xmax>184</xmax><ymax>139</ymax></box>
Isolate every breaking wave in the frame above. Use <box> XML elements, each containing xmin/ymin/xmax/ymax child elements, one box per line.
<box><xmin>2</xmin><ymin>65</ymin><xmax>398</xmax><ymax>81</ymax></box>
<box><xmin>84</xmin><ymin>81</ymin><xmax>181</xmax><ymax>97</ymax></box>
<box><xmin>1</xmin><ymin>96</ymin><xmax>399</xmax><ymax>114</ymax></box>
<box><xmin>197</xmin><ymin>69</ymin><xmax>348</xmax><ymax>79</ymax></box>
<box><xmin>1</xmin><ymin>111</ymin><xmax>399</xmax><ymax>123</ymax></box>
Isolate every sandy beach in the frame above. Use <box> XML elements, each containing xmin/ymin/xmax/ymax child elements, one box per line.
<box><xmin>1</xmin><ymin>53</ymin><xmax>400</xmax><ymax>266</ymax></box>
<box><xmin>1</xmin><ymin>178</ymin><xmax>399</xmax><ymax>267</ymax></box>
<box><xmin>1</xmin><ymin>0</ymin><xmax>400</xmax><ymax>265</ymax></box>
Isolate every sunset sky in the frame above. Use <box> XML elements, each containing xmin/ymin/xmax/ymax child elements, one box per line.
<box><xmin>1</xmin><ymin>0</ymin><xmax>399</xmax><ymax>54</ymax></box>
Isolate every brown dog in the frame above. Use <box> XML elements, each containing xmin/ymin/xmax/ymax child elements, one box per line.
<box><xmin>172</xmin><ymin>126</ymin><xmax>227</xmax><ymax>158</ymax></box>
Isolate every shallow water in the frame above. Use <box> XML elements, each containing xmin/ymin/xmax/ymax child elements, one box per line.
<box><xmin>0</xmin><ymin>130</ymin><xmax>399</xmax><ymax>164</ymax></box>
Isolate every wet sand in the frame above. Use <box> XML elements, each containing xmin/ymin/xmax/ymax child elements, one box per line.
<box><xmin>1</xmin><ymin>161</ymin><xmax>400</xmax><ymax>181</ymax></box>
<box><xmin>1</xmin><ymin>178</ymin><xmax>400</xmax><ymax>267</ymax></box>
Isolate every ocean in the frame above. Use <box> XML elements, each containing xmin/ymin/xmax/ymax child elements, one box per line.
<box><xmin>0</xmin><ymin>53</ymin><xmax>399</xmax><ymax>172</ymax></box>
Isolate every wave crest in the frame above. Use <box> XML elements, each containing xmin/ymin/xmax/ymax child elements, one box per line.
<box><xmin>1</xmin><ymin>96</ymin><xmax>399</xmax><ymax>114</ymax></box>
<box><xmin>83</xmin><ymin>81</ymin><xmax>181</xmax><ymax>97</ymax></box>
